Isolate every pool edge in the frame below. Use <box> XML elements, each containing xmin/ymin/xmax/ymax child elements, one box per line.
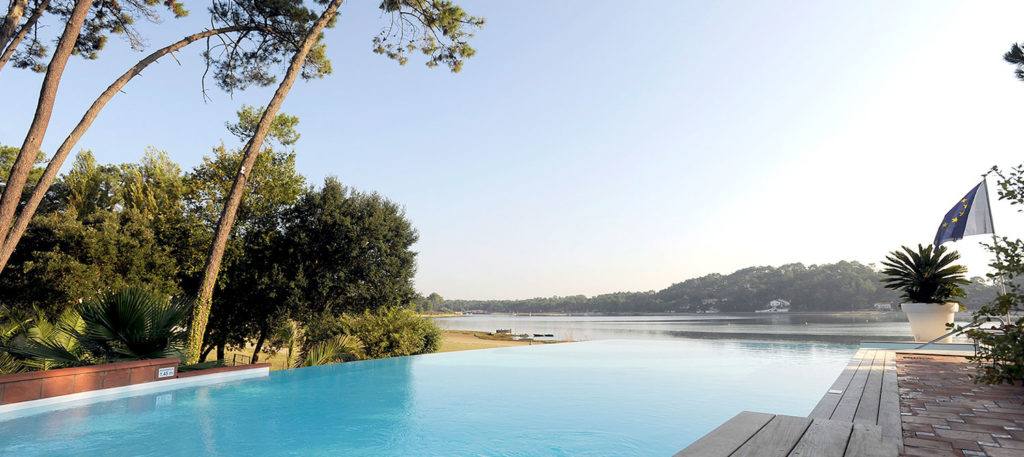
<box><xmin>0</xmin><ymin>365</ymin><xmax>269</xmax><ymax>419</ymax></box>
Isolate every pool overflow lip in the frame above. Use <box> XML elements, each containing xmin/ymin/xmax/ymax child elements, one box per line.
<box><xmin>674</xmin><ymin>342</ymin><xmax>981</xmax><ymax>457</ymax></box>
<box><xmin>0</xmin><ymin>361</ymin><xmax>270</xmax><ymax>420</ymax></box>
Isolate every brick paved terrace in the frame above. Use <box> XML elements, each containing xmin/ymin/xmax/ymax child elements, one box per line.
<box><xmin>898</xmin><ymin>353</ymin><xmax>1024</xmax><ymax>457</ymax></box>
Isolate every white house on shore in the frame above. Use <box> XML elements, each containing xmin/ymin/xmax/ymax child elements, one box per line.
<box><xmin>873</xmin><ymin>302</ymin><xmax>893</xmax><ymax>311</ymax></box>
<box><xmin>756</xmin><ymin>299</ymin><xmax>791</xmax><ymax>313</ymax></box>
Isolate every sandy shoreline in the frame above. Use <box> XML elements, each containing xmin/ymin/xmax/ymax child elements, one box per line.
<box><xmin>438</xmin><ymin>330</ymin><xmax>562</xmax><ymax>352</ymax></box>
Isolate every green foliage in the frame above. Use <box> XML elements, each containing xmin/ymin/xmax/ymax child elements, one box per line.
<box><xmin>445</xmin><ymin>261</ymin><xmax>968</xmax><ymax>313</ymax></box>
<box><xmin>225</xmin><ymin>105</ymin><xmax>301</xmax><ymax>147</ymax></box>
<box><xmin>0</xmin><ymin>152</ymin><xmax>183</xmax><ymax>314</ymax></box>
<box><xmin>342</xmin><ymin>306</ymin><xmax>441</xmax><ymax>359</ymax></box>
<box><xmin>206</xmin><ymin>0</ymin><xmax>329</xmax><ymax>92</ymax></box>
<box><xmin>880</xmin><ymin>244</ymin><xmax>969</xmax><ymax>304</ymax></box>
<box><xmin>283</xmin><ymin>178</ymin><xmax>419</xmax><ymax>320</ymax></box>
<box><xmin>76</xmin><ymin>287</ymin><xmax>192</xmax><ymax>359</ymax></box>
<box><xmin>3</xmin><ymin>306</ymin><xmax>89</xmax><ymax>372</ymax></box>
<box><xmin>0</xmin><ymin>132</ymin><xmax>424</xmax><ymax>367</ymax></box>
<box><xmin>960</xmin><ymin>165</ymin><xmax>1024</xmax><ymax>384</ymax></box>
<box><xmin>11</xmin><ymin>0</ymin><xmax>188</xmax><ymax>72</ymax></box>
<box><xmin>294</xmin><ymin>334</ymin><xmax>359</xmax><ymax>367</ymax></box>
<box><xmin>0</xmin><ymin>209</ymin><xmax>182</xmax><ymax>314</ymax></box>
<box><xmin>374</xmin><ymin>0</ymin><xmax>485</xmax><ymax>72</ymax></box>
<box><xmin>185</xmin><ymin>145</ymin><xmax>305</xmax><ymax>235</ymax></box>
<box><xmin>0</xmin><ymin>305</ymin><xmax>74</xmax><ymax>373</ymax></box>
<box><xmin>185</xmin><ymin>108</ymin><xmax>307</xmax><ymax>360</ymax></box>
<box><xmin>0</xmin><ymin>145</ymin><xmax>46</xmax><ymax>187</ymax></box>
<box><xmin>4</xmin><ymin>287</ymin><xmax>191</xmax><ymax>370</ymax></box>
<box><xmin>121</xmin><ymin>149</ymin><xmax>188</xmax><ymax>221</ymax></box>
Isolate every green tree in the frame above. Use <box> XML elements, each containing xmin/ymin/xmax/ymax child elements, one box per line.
<box><xmin>426</xmin><ymin>292</ymin><xmax>444</xmax><ymax>313</ymax></box>
<box><xmin>0</xmin><ymin>152</ymin><xmax>181</xmax><ymax>314</ymax></box>
<box><xmin>184</xmin><ymin>107</ymin><xmax>305</xmax><ymax>362</ymax></box>
<box><xmin>0</xmin><ymin>0</ymin><xmax>191</xmax><ymax>271</ymax></box>
<box><xmin>0</xmin><ymin>0</ymin><xmax>343</xmax><ymax>278</ymax></box>
<box><xmin>283</xmin><ymin>178</ymin><xmax>419</xmax><ymax>322</ymax></box>
<box><xmin>185</xmin><ymin>0</ymin><xmax>485</xmax><ymax>364</ymax></box>
<box><xmin>0</xmin><ymin>0</ymin><xmax>187</xmax><ymax>73</ymax></box>
<box><xmin>0</xmin><ymin>144</ymin><xmax>45</xmax><ymax>186</ymax></box>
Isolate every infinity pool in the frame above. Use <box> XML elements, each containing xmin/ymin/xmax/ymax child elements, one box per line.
<box><xmin>0</xmin><ymin>340</ymin><xmax>855</xmax><ymax>456</ymax></box>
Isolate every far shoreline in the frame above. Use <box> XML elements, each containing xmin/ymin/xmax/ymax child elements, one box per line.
<box><xmin>429</xmin><ymin>310</ymin><xmax>911</xmax><ymax>317</ymax></box>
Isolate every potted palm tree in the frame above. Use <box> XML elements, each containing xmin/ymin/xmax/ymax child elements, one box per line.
<box><xmin>881</xmin><ymin>244</ymin><xmax>969</xmax><ymax>343</ymax></box>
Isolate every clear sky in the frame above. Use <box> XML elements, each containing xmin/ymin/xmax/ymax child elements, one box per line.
<box><xmin>2</xmin><ymin>1</ymin><xmax>1024</xmax><ymax>300</ymax></box>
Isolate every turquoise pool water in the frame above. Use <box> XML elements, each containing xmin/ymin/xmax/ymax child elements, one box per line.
<box><xmin>0</xmin><ymin>340</ymin><xmax>855</xmax><ymax>456</ymax></box>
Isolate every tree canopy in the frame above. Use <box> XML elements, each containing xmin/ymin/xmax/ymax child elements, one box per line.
<box><xmin>445</xmin><ymin>261</ymin><xmax>1000</xmax><ymax>314</ymax></box>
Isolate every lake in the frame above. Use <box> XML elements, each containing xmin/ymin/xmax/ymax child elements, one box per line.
<box><xmin>434</xmin><ymin>312</ymin><xmax>973</xmax><ymax>345</ymax></box>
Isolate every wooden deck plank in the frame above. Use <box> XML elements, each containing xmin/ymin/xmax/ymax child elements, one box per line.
<box><xmin>853</xmin><ymin>349</ymin><xmax>884</xmax><ymax>424</ymax></box>
<box><xmin>843</xmin><ymin>423</ymin><xmax>898</xmax><ymax>457</ymax></box>
<box><xmin>830</xmin><ymin>350</ymin><xmax>878</xmax><ymax>422</ymax></box>
<box><xmin>808</xmin><ymin>349</ymin><xmax>869</xmax><ymax>420</ymax></box>
<box><xmin>731</xmin><ymin>415</ymin><xmax>813</xmax><ymax>457</ymax></box>
<box><xmin>674</xmin><ymin>349</ymin><xmax>905</xmax><ymax>457</ymax></box>
<box><xmin>877</xmin><ymin>350</ymin><xmax>903</xmax><ymax>453</ymax></box>
<box><xmin>673</xmin><ymin>411</ymin><xmax>775</xmax><ymax>457</ymax></box>
<box><xmin>787</xmin><ymin>419</ymin><xmax>852</xmax><ymax>457</ymax></box>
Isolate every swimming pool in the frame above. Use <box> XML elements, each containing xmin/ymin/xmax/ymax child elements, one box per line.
<box><xmin>0</xmin><ymin>340</ymin><xmax>855</xmax><ymax>456</ymax></box>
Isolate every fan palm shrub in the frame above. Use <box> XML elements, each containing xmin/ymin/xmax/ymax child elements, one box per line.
<box><xmin>76</xmin><ymin>287</ymin><xmax>192</xmax><ymax>360</ymax></box>
<box><xmin>6</xmin><ymin>287</ymin><xmax>192</xmax><ymax>369</ymax></box>
<box><xmin>881</xmin><ymin>244</ymin><xmax>969</xmax><ymax>304</ymax></box>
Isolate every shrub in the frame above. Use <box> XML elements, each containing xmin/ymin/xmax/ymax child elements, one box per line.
<box><xmin>343</xmin><ymin>306</ymin><xmax>443</xmax><ymax>359</ymax></box>
<box><xmin>5</xmin><ymin>287</ymin><xmax>191</xmax><ymax>369</ymax></box>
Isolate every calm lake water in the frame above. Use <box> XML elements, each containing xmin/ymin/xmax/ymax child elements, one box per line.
<box><xmin>434</xmin><ymin>312</ymin><xmax>973</xmax><ymax>345</ymax></box>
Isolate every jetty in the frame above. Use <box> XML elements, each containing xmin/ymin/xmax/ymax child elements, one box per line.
<box><xmin>675</xmin><ymin>348</ymin><xmax>901</xmax><ymax>457</ymax></box>
<box><xmin>675</xmin><ymin>343</ymin><xmax>1024</xmax><ymax>456</ymax></box>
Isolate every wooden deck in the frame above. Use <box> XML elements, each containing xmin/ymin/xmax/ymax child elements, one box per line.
<box><xmin>673</xmin><ymin>349</ymin><xmax>901</xmax><ymax>457</ymax></box>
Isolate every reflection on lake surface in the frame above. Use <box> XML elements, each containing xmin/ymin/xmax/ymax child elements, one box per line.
<box><xmin>434</xmin><ymin>313</ymin><xmax>973</xmax><ymax>345</ymax></box>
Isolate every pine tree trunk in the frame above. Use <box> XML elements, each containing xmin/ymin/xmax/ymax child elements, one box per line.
<box><xmin>0</xmin><ymin>26</ymin><xmax>261</xmax><ymax>274</ymax></box>
<box><xmin>0</xmin><ymin>0</ymin><xmax>89</xmax><ymax>246</ymax></box>
<box><xmin>0</xmin><ymin>0</ymin><xmax>44</xmax><ymax>72</ymax></box>
<box><xmin>182</xmin><ymin>0</ymin><xmax>344</xmax><ymax>364</ymax></box>
<box><xmin>200</xmin><ymin>344</ymin><xmax>214</xmax><ymax>362</ymax></box>
<box><xmin>0</xmin><ymin>0</ymin><xmax>27</xmax><ymax>53</ymax></box>
<box><xmin>251</xmin><ymin>327</ymin><xmax>267</xmax><ymax>364</ymax></box>
<box><xmin>216</xmin><ymin>343</ymin><xmax>226</xmax><ymax>362</ymax></box>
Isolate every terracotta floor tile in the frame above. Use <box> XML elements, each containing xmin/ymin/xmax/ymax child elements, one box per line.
<box><xmin>898</xmin><ymin>354</ymin><xmax>1024</xmax><ymax>457</ymax></box>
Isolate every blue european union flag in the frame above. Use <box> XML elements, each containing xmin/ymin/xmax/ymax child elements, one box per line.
<box><xmin>934</xmin><ymin>180</ymin><xmax>995</xmax><ymax>246</ymax></box>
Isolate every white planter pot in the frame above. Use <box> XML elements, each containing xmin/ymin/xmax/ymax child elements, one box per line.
<box><xmin>901</xmin><ymin>302</ymin><xmax>958</xmax><ymax>343</ymax></box>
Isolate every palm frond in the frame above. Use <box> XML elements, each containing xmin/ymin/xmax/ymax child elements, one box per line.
<box><xmin>78</xmin><ymin>287</ymin><xmax>192</xmax><ymax>360</ymax></box>
<box><xmin>294</xmin><ymin>335</ymin><xmax>358</xmax><ymax>368</ymax></box>
<box><xmin>881</xmin><ymin>244</ymin><xmax>968</xmax><ymax>303</ymax></box>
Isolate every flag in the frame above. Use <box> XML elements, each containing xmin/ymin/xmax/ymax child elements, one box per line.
<box><xmin>934</xmin><ymin>180</ymin><xmax>995</xmax><ymax>246</ymax></box>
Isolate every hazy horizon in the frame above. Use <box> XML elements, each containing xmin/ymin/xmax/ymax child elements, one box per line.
<box><xmin>3</xmin><ymin>1</ymin><xmax>1024</xmax><ymax>300</ymax></box>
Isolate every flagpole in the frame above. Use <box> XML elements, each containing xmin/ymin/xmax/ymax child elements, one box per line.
<box><xmin>982</xmin><ymin>172</ymin><xmax>1010</xmax><ymax>324</ymax></box>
